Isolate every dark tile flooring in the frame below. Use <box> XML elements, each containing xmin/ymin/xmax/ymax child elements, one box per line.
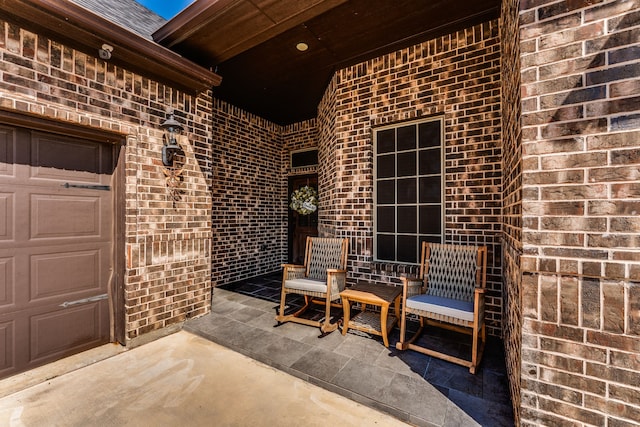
<box><xmin>184</xmin><ymin>272</ymin><xmax>515</xmax><ymax>427</ymax></box>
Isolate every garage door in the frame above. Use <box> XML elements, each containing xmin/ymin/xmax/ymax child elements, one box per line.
<box><xmin>0</xmin><ymin>125</ymin><xmax>113</xmax><ymax>379</ymax></box>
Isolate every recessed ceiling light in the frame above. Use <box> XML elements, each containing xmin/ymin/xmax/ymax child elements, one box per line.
<box><xmin>296</xmin><ymin>42</ymin><xmax>309</xmax><ymax>52</ymax></box>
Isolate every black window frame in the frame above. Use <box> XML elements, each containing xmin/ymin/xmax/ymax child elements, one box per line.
<box><xmin>373</xmin><ymin>116</ymin><xmax>444</xmax><ymax>264</ymax></box>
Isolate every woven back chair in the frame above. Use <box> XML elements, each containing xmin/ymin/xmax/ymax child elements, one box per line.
<box><xmin>396</xmin><ymin>242</ymin><xmax>487</xmax><ymax>374</ymax></box>
<box><xmin>276</xmin><ymin>237</ymin><xmax>348</xmax><ymax>335</ymax></box>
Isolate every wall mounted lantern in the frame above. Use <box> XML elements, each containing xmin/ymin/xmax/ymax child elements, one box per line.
<box><xmin>160</xmin><ymin>113</ymin><xmax>184</xmax><ymax>167</ymax></box>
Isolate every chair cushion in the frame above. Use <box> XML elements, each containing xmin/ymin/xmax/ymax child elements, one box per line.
<box><xmin>406</xmin><ymin>294</ymin><xmax>474</xmax><ymax>322</ymax></box>
<box><xmin>284</xmin><ymin>278</ymin><xmax>327</xmax><ymax>293</ymax></box>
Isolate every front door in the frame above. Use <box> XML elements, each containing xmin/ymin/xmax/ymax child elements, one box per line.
<box><xmin>288</xmin><ymin>175</ymin><xmax>318</xmax><ymax>264</ymax></box>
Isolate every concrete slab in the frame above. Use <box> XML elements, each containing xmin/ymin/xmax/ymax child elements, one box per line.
<box><xmin>0</xmin><ymin>331</ymin><xmax>409</xmax><ymax>426</ymax></box>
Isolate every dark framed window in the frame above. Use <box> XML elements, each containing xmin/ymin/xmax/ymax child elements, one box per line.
<box><xmin>290</xmin><ymin>148</ymin><xmax>318</xmax><ymax>169</ymax></box>
<box><xmin>374</xmin><ymin>117</ymin><xmax>443</xmax><ymax>264</ymax></box>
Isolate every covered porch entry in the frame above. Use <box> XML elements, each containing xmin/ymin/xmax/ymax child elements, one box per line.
<box><xmin>186</xmin><ymin>273</ymin><xmax>514</xmax><ymax>426</ymax></box>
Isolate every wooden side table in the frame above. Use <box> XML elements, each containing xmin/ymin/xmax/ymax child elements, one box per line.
<box><xmin>340</xmin><ymin>283</ymin><xmax>402</xmax><ymax>347</ymax></box>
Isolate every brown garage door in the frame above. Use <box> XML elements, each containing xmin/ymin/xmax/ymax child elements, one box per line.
<box><xmin>0</xmin><ymin>125</ymin><xmax>114</xmax><ymax>379</ymax></box>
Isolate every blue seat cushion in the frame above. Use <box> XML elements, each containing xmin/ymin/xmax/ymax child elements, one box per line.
<box><xmin>406</xmin><ymin>294</ymin><xmax>474</xmax><ymax>322</ymax></box>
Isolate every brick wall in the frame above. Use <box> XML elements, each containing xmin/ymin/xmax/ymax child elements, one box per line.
<box><xmin>209</xmin><ymin>100</ymin><xmax>323</xmax><ymax>286</ymax></box>
<box><xmin>210</xmin><ymin>99</ymin><xmax>286</xmax><ymax>285</ymax></box>
<box><xmin>500</xmin><ymin>0</ymin><xmax>524</xmax><ymax>423</ymax></box>
<box><xmin>0</xmin><ymin>19</ymin><xmax>213</xmax><ymax>343</ymax></box>
<box><xmin>519</xmin><ymin>0</ymin><xmax>640</xmax><ymax>425</ymax></box>
<box><xmin>282</xmin><ymin>119</ymin><xmax>318</xmax><ymax>177</ymax></box>
<box><xmin>317</xmin><ymin>21</ymin><xmax>505</xmax><ymax>335</ymax></box>
<box><xmin>317</xmin><ymin>75</ymin><xmax>339</xmax><ymax>238</ymax></box>
<box><xmin>210</xmin><ymin>22</ymin><xmax>506</xmax><ymax>338</ymax></box>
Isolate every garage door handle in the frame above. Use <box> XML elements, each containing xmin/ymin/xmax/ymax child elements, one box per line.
<box><xmin>62</xmin><ymin>183</ymin><xmax>111</xmax><ymax>191</ymax></box>
<box><xmin>59</xmin><ymin>293</ymin><xmax>108</xmax><ymax>308</ymax></box>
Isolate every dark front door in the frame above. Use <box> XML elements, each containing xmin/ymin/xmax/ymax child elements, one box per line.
<box><xmin>288</xmin><ymin>174</ymin><xmax>318</xmax><ymax>264</ymax></box>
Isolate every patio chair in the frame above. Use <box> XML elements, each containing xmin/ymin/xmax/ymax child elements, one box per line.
<box><xmin>396</xmin><ymin>242</ymin><xmax>488</xmax><ymax>373</ymax></box>
<box><xmin>276</xmin><ymin>237</ymin><xmax>349</xmax><ymax>334</ymax></box>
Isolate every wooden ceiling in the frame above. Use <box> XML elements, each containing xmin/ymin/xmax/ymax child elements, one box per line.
<box><xmin>155</xmin><ymin>0</ymin><xmax>501</xmax><ymax>125</ymax></box>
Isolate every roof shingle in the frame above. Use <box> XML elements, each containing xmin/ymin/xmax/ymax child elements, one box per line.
<box><xmin>70</xmin><ymin>0</ymin><xmax>166</xmax><ymax>40</ymax></box>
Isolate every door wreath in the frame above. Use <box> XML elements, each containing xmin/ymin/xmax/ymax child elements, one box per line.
<box><xmin>290</xmin><ymin>185</ymin><xmax>318</xmax><ymax>215</ymax></box>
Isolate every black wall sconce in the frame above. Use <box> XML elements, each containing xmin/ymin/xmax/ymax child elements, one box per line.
<box><xmin>161</xmin><ymin>113</ymin><xmax>184</xmax><ymax>167</ymax></box>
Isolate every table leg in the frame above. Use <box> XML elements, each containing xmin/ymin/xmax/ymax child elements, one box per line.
<box><xmin>393</xmin><ymin>294</ymin><xmax>401</xmax><ymax>320</ymax></box>
<box><xmin>380</xmin><ymin>302</ymin><xmax>389</xmax><ymax>348</ymax></box>
<box><xmin>341</xmin><ymin>297</ymin><xmax>351</xmax><ymax>336</ymax></box>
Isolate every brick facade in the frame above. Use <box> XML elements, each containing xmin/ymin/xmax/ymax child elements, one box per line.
<box><xmin>519</xmin><ymin>0</ymin><xmax>640</xmax><ymax>425</ymax></box>
<box><xmin>209</xmin><ymin>22</ymin><xmax>505</xmax><ymax>337</ymax></box>
<box><xmin>209</xmin><ymin>101</ymin><xmax>320</xmax><ymax>286</ymax></box>
<box><xmin>317</xmin><ymin>75</ymin><xmax>339</xmax><ymax>238</ymax></box>
<box><xmin>318</xmin><ymin>21</ymin><xmax>505</xmax><ymax>336</ymax></box>
<box><xmin>500</xmin><ymin>0</ymin><xmax>524</xmax><ymax>424</ymax></box>
<box><xmin>210</xmin><ymin>99</ymin><xmax>285</xmax><ymax>285</ymax></box>
<box><xmin>0</xmin><ymin>19</ymin><xmax>213</xmax><ymax>343</ymax></box>
<box><xmin>4</xmin><ymin>3</ymin><xmax>640</xmax><ymax>425</ymax></box>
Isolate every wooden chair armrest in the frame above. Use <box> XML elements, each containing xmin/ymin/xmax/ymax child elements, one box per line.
<box><xmin>475</xmin><ymin>287</ymin><xmax>487</xmax><ymax>294</ymax></box>
<box><xmin>401</xmin><ymin>276</ymin><xmax>424</xmax><ymax>297</ymax></box>
<box><xmin>282</xmin><ymin>263</ymin><xmax>305</xmax><ymax>269</ymax></box>
<box><xmin>282</xmin><ymin>264</ymin><xmax>306</xmax><ymax>280</ymax></box>
<box><xmin>326</xmin><ymin>269</ymin><xmax>347</xmax><ymax>296</ymax></box>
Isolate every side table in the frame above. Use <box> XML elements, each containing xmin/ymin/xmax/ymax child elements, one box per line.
<box><xmin>340</xmin><ymin>283</ymin><xmax>402</xmax><ymax>347</ymax></box>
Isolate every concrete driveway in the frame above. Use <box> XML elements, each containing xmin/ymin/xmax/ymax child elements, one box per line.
<box><xmin>0</xmin><ymin>331</ymin><xmax>408</xmax><ymax>426</ymax></box>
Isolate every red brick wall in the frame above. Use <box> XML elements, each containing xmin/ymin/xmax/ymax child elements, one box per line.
<box><xmin>519</xmin><ymin>0</ymin><xmax>640</xmax><ymax>425</ymax></box>
<box><xmin>0</xmin><ymin>19</ymin><xmax>213</xmax><ymax>343</ymax></box>
<box><xmin>209</xmin><ymin>101</ymin><xmax>321</xmax><ymax>287</ymax></box>
<box><xmin>318</xmin><ymin>21</ymin><xmax>505</xmax><ymax>335</ymax></box>
<box><xmin>501</xmin><ymin>0</ymin><xmax>524</xmax><ymax>423</ymax></box>
<box><xmin>210</xmin><ymin>99</ymin><xmax>286</xmax><ymax>285</ymax></box>
<box><xmin>282</xmin><ymin>119</ymin><xmax>318</xmax><ymax>177</ymax></box>
<box><xmin>317</xmin><ymin>75</ymin><xmax>339</xmax><ymax>238</ymax></box>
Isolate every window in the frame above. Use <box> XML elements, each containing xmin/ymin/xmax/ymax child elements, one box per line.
<box><xmin>290</xmin><ymin>148</ymin><xmax>318</xmax><ymax>169</ymax></box>
<box><xmin>374</xmin><ymin>117</ymin><xmax>443</xmax><ymax>264</ymax></box>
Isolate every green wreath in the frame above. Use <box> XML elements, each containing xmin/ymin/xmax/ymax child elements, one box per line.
<box><xmin>290</xmin><ymin>185</ymin><xmax>318</xmax><ymax>215</ymax></box>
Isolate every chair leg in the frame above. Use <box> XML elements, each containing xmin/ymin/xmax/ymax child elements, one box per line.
<box><xmin>319</xmin><ymin>297</ymin><xmax>339</xmax><ymax>335</ymax></box>
<box><xmin>396</xmin><ymin>307</ymin><xmax>408</xmax><ymax>350</ymax></box>
<box><xmin>275</xmin><ymin>285</ymin><xmax>289</xmax><ymax>325</ymax></box>
<box><xmin>470</xmin><ymin>321</ymin><xmax>486</xmax><ymax>374</ymax></box>
<box><xmin>397</xmin><ymin>315</ymin><xmax>426</xmax><ymax>350</ymax></box>
<box><xmin>471</xmin><ymin>324</ymin><xmax>479</xmax><ymax>374</ymax></box>
<box><xmin>276</xmin><ymin>293</ymin><xmax>313</xmax><ymax>324</ymax></box>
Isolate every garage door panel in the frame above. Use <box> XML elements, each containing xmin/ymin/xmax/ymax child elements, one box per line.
<box><xmin>0</xmin><ymin>319</ymin><xmax>15</xmax><ymax>374</ymax></box>
<box><xmin>0</xmin><ymin>126</ymin><xmax>16</xmax><ymax>176</ymax></box>
<box><xmin>31</xmin><ymin>194</ymin><xmax>101</xmax><ymax>239</ymax></box>
<box><xmin>31</xmin><ymin>248</ymin><xmax>106</xmax><ymax>301</ymax></box>
<box><xmin>30</xmin><ymin>301</ymin><xmax>108</xmax><ymax>362</ymax></box>
<box><xmin>31</xmin><ymin>134</ymin><xmax>108</xmax><ymax>181</ymax></box>
<box><xmin>0</xmin><ymin>193</ymin><xmax>14</xmax><ymax>240</ymax></box>
<box><xmin>0</xmin><ymin>256</ymin><xmax>14</xmax><ymax>307</ymax></box>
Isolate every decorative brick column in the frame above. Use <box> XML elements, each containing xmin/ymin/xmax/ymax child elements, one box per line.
<box><xmin>518</xmin><ymin>0</ymin><xmax>640</xmax><ymax>425</ymax></box>
<box><xmin>500</xmin><ymin>0</ymin><xmax>524</xmax><ymax>422</ymax></box>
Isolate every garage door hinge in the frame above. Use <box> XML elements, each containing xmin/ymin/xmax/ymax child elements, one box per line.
<box><xmin>62</xmin><ymin>183</ymin><xmax>111</xmax><ymax>191</ymax></box>
<box><xmin>59</xmin><ymin>293</ymin><xmax>108</xmax><ymax>308</ymax></box>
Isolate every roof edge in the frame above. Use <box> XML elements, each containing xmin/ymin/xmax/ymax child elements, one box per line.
<box><xmin>1</xmin><ymin>0</ymin><xmax>222</xmax><ymax>93</ymax></box>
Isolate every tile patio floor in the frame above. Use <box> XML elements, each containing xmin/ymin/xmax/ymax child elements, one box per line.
<box><xmin>184</xmin><ymin>272</ymin><xmax>515</xmax><ymax>427</ymax></box>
